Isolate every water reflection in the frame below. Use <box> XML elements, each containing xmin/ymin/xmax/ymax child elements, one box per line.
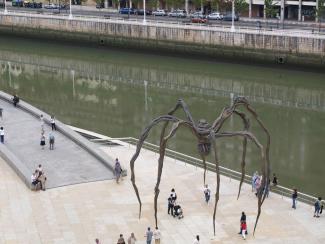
<box><xmin>0</xmin><ymin>37</ymin><xmax>324</xmax><ymax>197</ymax></box>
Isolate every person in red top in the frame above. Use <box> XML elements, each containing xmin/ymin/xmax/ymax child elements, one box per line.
<box><xmin>241</xmin><ymin>221</ymin><xmax>247</xmax><ymax>240</ymax></box>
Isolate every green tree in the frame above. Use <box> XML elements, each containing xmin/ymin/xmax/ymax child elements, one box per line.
<box><xmin>316</xmin><ymin>0</ymin><xmax>325</xmax><ymax>22</ymax></box>
<box><xmin>147</xmin><ymin>0</ymin><xmax>159</xmax><ymax>9</ymax></box>
<box><xmin>264</xmin><ymin>0</ymin><xmax>277</xmax><ymax>18</ymax></box>
<box><xmin>235</xmin><ymin>0</ymin><xmax>248</xmax><ymax>15</ymax></box>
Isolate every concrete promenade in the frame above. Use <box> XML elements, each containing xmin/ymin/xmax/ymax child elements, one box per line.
<box><xmin>0</xmin><ymin>139</ymin><xmax>324</xmax><ymax>243</ymax></box>
<box><xmin>0</xmin><ymin>93</ymin><xmax>114</xmax><ymax>188</ymax></box>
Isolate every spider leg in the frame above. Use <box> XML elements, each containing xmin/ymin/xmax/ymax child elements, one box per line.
<box><xmin>154</xmin><ymin>121</ymin><xmax>195</xmax><ymax>228</ymax></box>
<box><xmin>216</xmin><ymin>131</ymin><xmax>265</xmax><ymax>235</ymax></box>
<box><xmin>130</xmin><ymin>115</ymin><xmax>181</xmax><ymax>219</ymax></box>
<box><xmin>233</xmin><ymin>111</ymin><xmax>250</xmax><ymax>200</ymax></box>
<box><xmin>200</xmin><ymin>154</ymin><xmax>207</xmax><ymax>186</ymax></box>
<box><xmin>210</xmin><ymin>131</ymin><xmax>220</xmax><ymax>237</ymax></box>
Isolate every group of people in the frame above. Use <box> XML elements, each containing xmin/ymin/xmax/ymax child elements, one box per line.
<box><xmin>113</xmin><ymin>226</ymin><xmax>161</xmax><ymax>244</ymax></box>
<box><xmin>31</xmin><ymin>164</ymin><xmax>47</xmax><ymax>191</ymax></box>
<box><xmin>167</xmin><ymin>188</ymin><xmax>184</xmax><ymax>219</ymax></box>
<box><xmin>40</xmin><ymin>114</ymin><xmax>56</xmax><ymax>150</ymax></box>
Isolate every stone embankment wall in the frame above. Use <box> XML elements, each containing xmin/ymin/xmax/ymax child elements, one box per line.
<box><xmin>0</xmin><ymin>14</ymin><xmax>324</xmax><ymax>67</ymax></box>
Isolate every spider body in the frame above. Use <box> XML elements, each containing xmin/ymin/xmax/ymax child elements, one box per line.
<box><xmin>130</xmin><ymin>97</ymin><xmax>270</xmax><ymax>236</ymax></box>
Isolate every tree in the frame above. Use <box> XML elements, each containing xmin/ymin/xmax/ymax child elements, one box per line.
<box><xmin>235</xmin><ymin>0</ymin><xmax>248</xmax><ymax>15</ymax></box>
<box><xmin>147</xmin><ymin>0</ymin><xmax>159</xmax><ymax>9</ymax></box>
<box><xmin>316</xmin><ymin>0</ymin><xmax>325</xmax><ymax>22</ymax></box>
<box><xmin>264</xmin><ymin>0</ymin><xmax>277</xmax><ymax>18</ymax></box>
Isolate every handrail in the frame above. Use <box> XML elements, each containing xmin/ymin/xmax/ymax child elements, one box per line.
<box><xmin>111</xmin><ymin>136</ymin><xmax>318</xmax><ymax>206</ymax></box>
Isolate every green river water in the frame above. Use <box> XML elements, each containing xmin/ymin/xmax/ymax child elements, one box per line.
<box><xmin>0</xmin><ymin>36</ymin><xmax>324</xmax><ymax>197</ymax></box>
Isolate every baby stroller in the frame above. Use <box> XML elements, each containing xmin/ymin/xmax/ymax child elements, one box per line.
<box><xmin>173</xmin><ymin>204</ymin><xmax>184</xmax><ymax>219</ymax></box>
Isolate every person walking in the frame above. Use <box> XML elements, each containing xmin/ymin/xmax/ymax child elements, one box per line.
<box><xmin>40</xmin><ymin>134</ymin><xmax>46</xmax><ymax>149</ymax></box>
<box><xmin>0</xmin><ymin>127</ymin><xmax>4</xmax><ymax>143</ymax></box>
<box><xmin>127</xmin><ymin>233</ymin><xmax>137</xmax><ymax>244</ymax></box>
<box><xmin>193</xmin><ymin>235</ymin><xmax>200</xmax><ymax>244</ymax></box>
<box><xmin>50</xmin><ymin>115</ymin><xmax>57</xmax><ymax>131</ymax></box>
<box><xmin>40</xmin><ymin>114</ymin><xmax>45</xmax><ymax>129</ymax></box>
<box><xmin>114</xmin><ymin>158</ymin><xmax>122</xmax><ymax>183</ymax></box>
<box><xmin>95</xmin><ymin>238</ymin><xmax>101</xmax><ymax>244</ymax></box>
<box><xmin>203</xmin><ymin>184</ymin><xmax>211</xmax><ymax>204</ymax></box>
<box><xmin>168</xmin><ymin>194</ymin><xmax>174</xmax><ymax>216</ymax></box>
<box><xmin>314</xmin><ymin>197</ymin><xmax>322</xmax><ymax>217</ymax></box>
<box><xmin>321</xmin><ymin>199</ymin><xmax>324</xmax><ymax>215</ymax></box>
<box><xmin>117</xmin><ymin>234</ymin><xmax>126</xmax><ymax>244</ymax></box>
<box><xmin>292</xmin><ymin>189</ymin><xmax>298</xmax><ymax>209</ymax></box>
<box><xmin>49</xmin><ymin>133</ymin><xmax>55</xmax><ymax>150</ymax></box>
<box><xmin>238</xmin><ymin>212</ymin><xmax>248</xmax><ymax>234</ymax></box>
<box><xmin>241</xmin><ymin>221</ymin><xmax>247</xmax><ymax>240</ymax></box>
<box><xmin>153</xmin><ymin>227</ymin><xmax>161</xmax><ymax>244</ymax></box>
<box><xmin>145</xmin><ymin>227</ymin><xmax>153</xmax><ymax>244</ymax></box>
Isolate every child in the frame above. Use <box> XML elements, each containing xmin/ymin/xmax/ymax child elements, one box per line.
<box><xmin>241</xmin><ymin>221</ymin><xmax>247</xmax><ymax>240</ymax></box>
<box><xmin>204</xmin><ymin>184</ymin><xmax>211</xmax><ymax>204</ymax></box>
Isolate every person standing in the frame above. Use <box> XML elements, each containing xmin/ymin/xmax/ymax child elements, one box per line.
<box><xmin>193</xmin><ymin>235</ymin><xmax>200</xmax><ymax>244</ymax></box>
<box><xmin>127</xmin><ymin>233</ymin><xmax>137</xmax><ymax>244</ymax></box>
<box><xmin>168</xmin><ymin>194</ymin><xmax>174</xmax><ymax>216</ymax></box>
<box><xmin>40</xmin><ymin>134</ymin><xmax>46</xmax><ymax>149</ymax></box>
<box><xmin>145</xmin><ymin>227</ymin><xmax>153</xmax><ymax>244</ymax></box>
<box><xmin>50</xmin><ymin>115</ymin><xmax>57</xmax><ymax>131</ymax></box>
<box><xmin>314</xmin><ymin>197</ymin><xmax>322</xmax><ymax>218</ymax></box>
<box><xmin>272</xmin><ymin>173</ymin><xmax>278</xmax><ymax>186</ymax></box>
<box><xmin>117</xmin><ymin>234</ymin><xmax>126</xmax><ymax>244</ymax></box>
<box><xmin>40</xmin><ymin>114</ymin><xmax>45</xmax><ymax>129</ymax></box>
<box><xmin>153</xmin><ymin>227</ymin><xmax>161</xmax><ymax>244</ymax></box>
<box><xmin>203</xmin><ymin>184</ymin><xmax>211</xmax><ymax>204</ymax></box>
<box><xmin>292</xmin><ymin>189</ymin><xmax>298</xmax><ymax>209</ymax></box>
<box><xmin>49</xmin><ymin>133</ymin><xmax>55</xmax><ymax>150</ymax></box>
<box><xmin>321</xmin><ymin>199</ymin><xmax>324</xmax><ymax>215</ymax></box>
<box><xmin>0</xmin><ymin>127</ymin><xmax>4</xmax><ymax>143</ymax></box>
<box><xmin>170</xmin><ymin>188</ymin><xmax>177</xmax><ymax>202</ymax></box>
<box><xmin>12</xmin><ymin>94</ymin><xmax>19</xmax><ymax>107</ymax></box>
<box><xmin>114</xmin><ymin>158</ymin><xmax>122</xmax><ymax>183</ymax></box>
<box><xmin>238</xmin><ymin>212</ymin><xmax>247</xmax><ymax>234</ymax></box>
<box><xmin>95</xmin><ymin>238</ymin><xmax>101</xmax><ymax>244</ymax></box>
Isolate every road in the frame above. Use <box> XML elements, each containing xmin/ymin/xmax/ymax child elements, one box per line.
<box><xmin>4</xmin><ymin>5</ymin><xmax>325</xmax><ymax>31</ymax></box>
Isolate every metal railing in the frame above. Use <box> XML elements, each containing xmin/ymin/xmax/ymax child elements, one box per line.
<box><xmin>84</xmin><ymin>134</ymin><xmax>318</xmax><ymax>206</ymax></box>
<box><xmin>2</xmin><ymin>10</ymin><xmax>325</xmax><ymax>38</ymax></box>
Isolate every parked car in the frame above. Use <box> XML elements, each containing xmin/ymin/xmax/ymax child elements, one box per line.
<box><xmin>23</xmin><ymin>1</ymin><xmax>42</xmax><ymax>8</ymax></box>
<box><xmin>12</xmin><ymin>0</ymin><xmax>24</xmax><ymax>7</ymax></box>
<box><xmin>137</xmin><ymin>9</ymin><xmax>152</xmax><ymax>15</ymax></box>
<box><xmin>96</xmin><ymin>2</ymin><xmax>104</xmax><ymax>9</ymax></box>
<box><xmin>168</xmin><ymin>9</ymin><xmax>187</xmax><ymax>18</ymax></box>
<box><xmin>207</xmin><ymin>12</ymin><xmax>223</xmax><ymax>20</ymax></box>
<box><xmin>190</xmin><ymin>11</ymin><xmax>204</xmax><ymax>18</ymax></box>
<box><xmin>43</xmin><ymin>3</ymin><xmax>58</xmax><ymax>9</ymax></box>
<box><xmin>119</xmin><ymin>8</ymin><xmax>136</xmax><ymax>14</ymax></box>
<box><xmin>191</xmin><ymin>16</ymin><xmax>207</xmax><ymax>23</ymax></box>
<box><xmin>152</xmin><ymin>9</ymin><xmax>167</xmax><ymax>16</ymax></box>
<box><xmin>223</xmin><ymin>13</ymin><xmax>239</xmax><ymax>21</ymax></box>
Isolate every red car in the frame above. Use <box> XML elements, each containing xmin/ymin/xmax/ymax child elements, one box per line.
<box><xmin>191</xmin><ymin>17</ymin><xmax>207</xmax><ymax>24</ymax></box>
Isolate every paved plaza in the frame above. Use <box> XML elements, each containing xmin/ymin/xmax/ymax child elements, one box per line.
<box><xmin>0</xmin><ymin>142</ymin><xmax>324</xmax><ymax>243</ymax></box>
<box><xmin>0</xmin><ymin>97</ymin><xmax>114</xmax><ymax>188</ymax></box>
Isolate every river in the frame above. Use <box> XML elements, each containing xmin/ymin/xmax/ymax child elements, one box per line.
<box><xmin>0</xmin><ymin>36</ymin><xmax>324</xmax><ymax>197</ymax></box>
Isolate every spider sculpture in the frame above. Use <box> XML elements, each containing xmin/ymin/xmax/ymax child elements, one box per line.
<box><xmin>130</xmin><ymin>97</ymin><xmax>270</xmax><ymax>235</ymax></box>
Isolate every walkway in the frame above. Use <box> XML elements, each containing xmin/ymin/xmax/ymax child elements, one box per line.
<box><xmin>0</xmin><ymin>92</ymin><xmax>114</xmax><ymax>188</ymax></box>
<box><xmin>0</xmin><ymin>140</ymin><xmax>324</xmax><ymax>243</ymax></box>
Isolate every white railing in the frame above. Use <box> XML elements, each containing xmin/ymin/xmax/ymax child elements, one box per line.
<box><xmin>74</xmin><ymin>128</ymin><xmax>318</xmax><ymax>206</ymax></box>
<box><xmin>2</xmin><ymin>9</ymin><xmax>325</xmax><ymax>38</ymax></box>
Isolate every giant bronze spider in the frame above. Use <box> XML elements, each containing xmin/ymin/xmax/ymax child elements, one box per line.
<box><xmin>130</xmin><ymin>97</ymin><xmax>270</xmax><ymax>235</ymax></box>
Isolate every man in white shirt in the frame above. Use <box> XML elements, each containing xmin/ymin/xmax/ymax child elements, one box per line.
<box><xmin>153</xmin><ymin>227</ymin><xmax>161</xmax><ymax>244</ymax></box>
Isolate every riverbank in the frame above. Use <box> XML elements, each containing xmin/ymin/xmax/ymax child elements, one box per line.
<box><xmin>0</xmin><ymin>12</ymin><xmax>324</xmax><ymax>68</ymax></box>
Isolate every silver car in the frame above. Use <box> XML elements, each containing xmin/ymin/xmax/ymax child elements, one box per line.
<box><xmin>207</xmin><ymin>12</ymin><xmax>223</xmax><ymax>20</ymax></box>
<box><xmin>168</xmin><ymin>9</ymin><xmax>187</xmax><ymax>18</ymax></box>
<box><xmin>152</xmin><ymin>9</ymin><xmax>167</xmax><ymax>16</ymax></box>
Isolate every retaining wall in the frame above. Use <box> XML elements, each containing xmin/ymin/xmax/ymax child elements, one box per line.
<box><xmin>0</xmin><ymin>14</ymin><xmax>324</xmax><ymax>67</ymax></box>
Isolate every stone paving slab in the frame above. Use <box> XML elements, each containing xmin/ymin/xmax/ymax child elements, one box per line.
<box><xmin>0</xmin><ymin>94</ymin><xmax>114</xmax><ymax>188</ymax></box>
<box><xmin>0</xmin><ymin>142</ymin><xmax>324</xmax><ymax>243</ymax></box>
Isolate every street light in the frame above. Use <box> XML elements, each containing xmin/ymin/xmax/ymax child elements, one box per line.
<box><xmin>231</xmin><ymin>0</ymin><xmax>235</xmax><ymax>32</ymax></box>
<box><xmin>69</xmin><ymin>0</ymin><xmax>72</xmax><ymax>19</ymax></box>
<box><xmin>143</xmin><ymin>0</ymin><xmax>146</xmax><ymax>23</ymax></box>
<box><xmin>4</xmin><ymin>0</ymin><xmax>8</xmax><ymax>14</ymax></box>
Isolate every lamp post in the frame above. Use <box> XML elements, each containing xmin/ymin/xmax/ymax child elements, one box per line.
<box><xmin>143</xmin><ymin>0</ymin><xmax>146</xmax><ymax>23</ymax></box>
<box><xmin>4</xmin><ymin>0</ymin><xmax>8</xmax><ymax>14</ymax></box>
<box><xmin>231</xmin><ymin>0</ymin><xmax>235</xmax><ymax>32</ymax></box>
<box><xmin>69</xmin><ymin>0</ymin><xmax>72</xmax><ymax>19</ymax></box>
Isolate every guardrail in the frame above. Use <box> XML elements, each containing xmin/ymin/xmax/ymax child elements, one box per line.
<box><xmin>83</xmin><ymin>134</ymin><xmax>319</xmax><ymax>206</ymax></box>
<box><xmin>2</xmin><ymin>9</ymin><xmax>325</xmax><ymax>37</ymax></box>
